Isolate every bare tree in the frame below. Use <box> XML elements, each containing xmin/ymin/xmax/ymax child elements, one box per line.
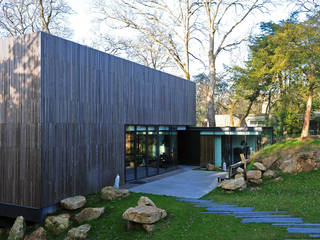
<box><xmin>94</xmin><ymin>0</ymin><xmax>202</xmax><ymax>79</ymax></box>
<box><xmin>294</xmin><ymin>0</ymin><xmax>319</xmax><ymax>12</ymax></box>
<box><xmin>0</xmin><ymin>0</ymin><xmax>73</xmax><ymax>37</ymax></box>
<box><xmin>201</xmin><ymin>0</ymin><xmax>271</xmax><ymax>126</ymax></box>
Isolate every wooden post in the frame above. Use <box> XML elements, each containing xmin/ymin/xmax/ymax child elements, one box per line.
<box><xmin>240</xmin><ymin>154</ymin><xmax>247</xmax><ymax>181</ymax></box>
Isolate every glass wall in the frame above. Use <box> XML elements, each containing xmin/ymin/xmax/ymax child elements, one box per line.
<box><xmin>125</xmin><ymin>125</ymin><xmax>180</xmax><ymax>182</ymax></box>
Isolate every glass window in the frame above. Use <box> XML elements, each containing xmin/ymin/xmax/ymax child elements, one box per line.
<box><xmin>125</xmin><ymin>125</ymin><xmax>179</xmax><ymax>182</ymax></box>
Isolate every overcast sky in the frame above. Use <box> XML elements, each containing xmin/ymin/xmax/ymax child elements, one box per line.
<box><xmin>65</xmin><ymin>0</ymin><xmax>296</xmax><ymax>77</ymax></box>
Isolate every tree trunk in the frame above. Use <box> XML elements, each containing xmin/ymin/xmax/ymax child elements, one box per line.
<box><xmin>300</xmin><ymin>86</ymin><xmax>313</xmax><ymax>139</ymax></box>
<box><xmin>207</xmin><ymin>34</ymin><xmax>216</xmax><ymax>127</ymax></box>
<box><xmin>237</xmin><ymin>101</ymin><xmax>253</xmax><ymax>127</ymax></box>
<box><xmin>229</xmin><ymin>99</ymin><xmax>238</xmax><ymax>127</ymax></box>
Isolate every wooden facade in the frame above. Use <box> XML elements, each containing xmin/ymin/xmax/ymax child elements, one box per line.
<box><xmin>0</xmin><ymin>32</ymin><xmax>196</xmax><ymax>220</ymax></box>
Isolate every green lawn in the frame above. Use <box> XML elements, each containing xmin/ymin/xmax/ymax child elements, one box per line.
<box><xmin>205</xmin><ymin>169</ymin><xmax>320</xmax><ymax>224</ymax></box>
<box><xmin>1</xmin><ymin>177</ymin><xmax>314</xmax><ymax>240</ymax></box>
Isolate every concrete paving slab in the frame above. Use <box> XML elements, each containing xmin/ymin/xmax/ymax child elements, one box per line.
<box><xmin>242</xmin><ymin>218</ymin><xmax>303</xmax><ymax>223</ymax></box>
<box><xmin>206</xmin><ymin>206</ymin><xmax>254</xmax><ymax>212</ymax></box>
<box><xmin>130</xmin><ymin>170</ymin><xmax>226</xmax><ymax>198</ymax></box>
<box><xmin>234</xmin><ymin>215</ymin><xmax>292</xmax><ymax>218</ymax></box>
<box><xmin>274</xmin><ymin>224</ymin><xmax>320</xmax><ymax>227</ymax></box>
<box><xmin>287</xmin><ymin>228</ymin><xmax>320</xmax><ymax>234</ymax></box>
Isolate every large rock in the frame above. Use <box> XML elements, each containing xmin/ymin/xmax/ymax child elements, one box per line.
<box><xmin>263</xmin><ymin>169</ymin><xmax>277</xmax><ymax>178</ymax></box>
<box><xmin>142</xmin><ymin>224</ymin><xmax>155</xmax><ymax>233</ymax></box>
<box><xmin>8</xmin><ymin>216</ymin><xmax>25</xmax><ymax>240</ymax></box>
<box><xmin>123</xmin><ymin>206</ymin><xmax>167</xmax><ymax>224</ymax></box>
<box><xmin>249</xmin><ymin>179</ymin><xmax>262</xmax><ymax>184</ymax></box>
<box><xmin>246</xmin><ymin>170</ymin><xmax>262</xmax><ymax>180</ymax></box>
<box><xmin>138</xmin><ymin>196</ymin><xmax>156</xmax><ymax>207</ymax></box>
<box><xmin>123</xmin><ymin>197</ymin><xmax>166</xmax><ymax>224</ymax></box>
<box><xmin>101</xmin><ymin>186</ymin><xmax>129</xmax><ymax>201</ymax></box>
<box><xmin>219</xmin><ymin>177</ymin><xmax>246</xmax><ymax>191</ymax></box>
<box><xmin>75</xmin><ymin>208</ymin><xmax>105</xmax><ymax>223</ymax></box>
<box><xmin>24</xmin><ymin>227</ymin><xmax>47</xmax><ymax>240</ymax></box>
<box><xmin>279</xmin><ymin>152</ymin><xmax>317</xmax><ymax>174</ymax></box>
<box><xmin>207</xmin><ymin>163</ymin><xmax>215</xmax><ymax>171</ymax></box>
<box><xmin>45</xmin><ymin>214</ymin><xmax>70</xmax><ymax>235</ymax></box>
<box><xmin>259</xmin><ymin>156</ymin><xmax>278</xmax><ymax>169</ymax></box>
<box><xmin>236</xmin><ymin>167</ymin><xmax>244</xmax><ymax>174</ymax></box>
<box><xmin>61</xmin><ymin>196</ymin><xmax>86</xmax><ymax>210</ymax></box>
<box><xmin>234</xmin><ymin>173</ymin><xmax>243</xmax><ymax>179</ymax></box>
<box><xmin>253</xmin><ymin>162</ymin><xmax>266</xmax><ymax>171</ymax></box>
<box><xmin>65</xmin><ymin>224</ymin><xmax>91</xmax><ymax>240</ymax></box>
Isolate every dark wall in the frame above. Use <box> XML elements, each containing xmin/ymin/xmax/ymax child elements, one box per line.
<box><xmin>178</xmin><ymin>131</ymin><xmax>200</xmax><ymax>165</ymax></box>
<box><xmin>40</xmin><ymin>33</ymin><xmax>196</xmax><ymax>207</ymax></box>
<box><xmin>0</xmin><ymin>33</ymin><xmax>42</xmax><ymax>207</ymax></box>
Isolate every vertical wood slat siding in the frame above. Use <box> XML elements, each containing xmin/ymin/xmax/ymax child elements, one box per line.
<box><xmin>0</xmin><ymin>33</ymin><xmax>41</xmax><ymax>208</ymax></box>
<box><xmin>41</xmin><ymin>32</ymin><xmax>195</xmax><ymax>207</ymax></box>
<box><xmin>0</xmin><ymin>32</ymin><xmax>195</xmax><ymax>209</ymax></box>
<box><xmin>200</xmin><ymin>136</ymin><xmax>215</xmax><ymax>168</ymax></box>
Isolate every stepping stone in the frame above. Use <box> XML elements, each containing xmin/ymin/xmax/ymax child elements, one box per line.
<box><xmin>201</xmin><ymin>211</ymin><xmax>233</xmax><ymax>215</ymax></box>
<box><xmin>242</xmin><ymin>218</ymin><xmax>303</xmax><ymax>223</ymax></box>
<box><xmin>177</xmin><ymin>198</ymin><xmax>212</xmax><ymax>203</ymax></box>
<box><xmin>234</xmin><ymin>215</ymin><xmax>292</xmax><ymax>218</ymax></box>
<box><xmin>232</xmin><ymin>211</ymin><xmax>287</xmax><ymax>215</ymax></box>
<box><xmin>194</xmin><ymin>203</ymin><xmax>237</xmax><ymax>207</ymax></box>
<box><xmin>206</xmin><ymin>207</ymin><xmax>254</xmax><ymax>212</ymax></box>
<box><xmin>287</xmin><ymin>228</ymin><xmax>320</xmax><ymax>234</ymax></box>
<box><xmin>274</xmin><ymin>224</ymin><xmax>320</xmax><ymax>227</ymax></box>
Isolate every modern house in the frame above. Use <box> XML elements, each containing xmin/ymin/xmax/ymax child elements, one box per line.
<box><xmin>0</xmin><ymin>32</ymin><xmax>271</xmax><ymax>222</ymax></box>
<box><xmin>0</xmin><ymin>32</ymin><xmax>195</xmax><ymax>221</ymax></box>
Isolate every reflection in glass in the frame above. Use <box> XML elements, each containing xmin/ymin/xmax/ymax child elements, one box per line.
<box><xmin>125</xmin><ymin>132</ymin><xmax>135</xmax><ymax>181</ymax></box>
<box><xmin>159</xmin><ymin>131</ymin><xmax>171</xmax><ymax>174</ymax></box>
<box><xmin>136</xmin><ymin>132</ymin><xmax>147</xmax><ymax>179</ymax></box>
<box><xmin>147</xmin><ymin>131</ymin><xmax>158</xmax><ymax>176</ymax></box>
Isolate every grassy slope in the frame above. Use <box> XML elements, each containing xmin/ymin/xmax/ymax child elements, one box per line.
<box><xmin>252</xmin><ymin>136</ymin><xmax>320</xmax><ymax>160</ymax></box>
<box><xmin>1</xmin><ymin>138</ymin><xmax>319</xmax><ymax>239</ymax></box>
<box><xmin>0</xmin><ymin>192</ymin><xmax>308</xmax><ymax>240</ymax></box>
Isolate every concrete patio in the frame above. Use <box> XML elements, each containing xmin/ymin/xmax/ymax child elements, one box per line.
<box><xmin>129</xmin><ymin>166</ymin><xmax>227</xmax><ymax>199</ymax></box>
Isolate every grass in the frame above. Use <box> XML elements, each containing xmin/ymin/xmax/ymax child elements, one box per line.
<box><xmin>252</xmin><ymin>136</ymin><xmax>320</xmax><ymax>160</ymax></box>
<box><xmin>205</xmin><ymin>169</ymin><xmax>320</xmax><ymax>223</ymax></box>
<box><xmin>0</xmin><ymin>189</ymin><xmax>311</xmax><ymax>240</ymax></box>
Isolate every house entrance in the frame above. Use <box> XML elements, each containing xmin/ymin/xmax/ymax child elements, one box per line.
<box><xmin>125</xmin><ymin>125</ymin><xmax>179</xmax><ymax>182</ymax></box>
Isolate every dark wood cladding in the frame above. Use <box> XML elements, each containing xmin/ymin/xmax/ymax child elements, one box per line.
<box><xmin>0</xmin><ymin>33</ymin><xmax>42</xmax><ymax>208</ymax></box>
<box><xmin>200</xmin><ymin>135</ymin><xmax>214</xmax><ymax>167</ymax></box>
<box><xmin>39</xmin><ymin>33</ymin><xmax>195</xmax><ymax>208</ymax></box>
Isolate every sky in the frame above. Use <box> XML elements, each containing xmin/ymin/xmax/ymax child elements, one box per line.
<box><xmin>65</xmin><ymin>0</ymin><xmax>296</xmax><ymax>78</ymax></box>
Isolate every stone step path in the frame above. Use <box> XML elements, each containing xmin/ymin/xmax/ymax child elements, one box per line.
<box><xmin>177</xmin><ymin>198</ymin><xmax>320</xmax><ymax>240</ymax></box>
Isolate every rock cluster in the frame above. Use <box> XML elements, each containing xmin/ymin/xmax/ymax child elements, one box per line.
<box><xmin>3</xmin><ymin>186</ymin><xmax>128</xmax><ymax>239</ymax></box>
<box><xmin>219</xmin><ymin>160</ymin><xmax>282</xmax><ymax>191</ymax></box>
<box><xmin>65</xmin><ymin>224</ymin><xmax>91</xmax><ymax>240</ymax></box>
<box><xmin>75</xmin><ymin>207</ymin><xmax>105</xmax><ymax>223</ymax></box>
<box><xmin>45</xmin><ymin>214</ymin><xmax>71</xmax><ymax>235</ymax></box>
<box><xmin>256</xmin><ymin>150</ymin><xmax>320</xmax><ymax>174</ymax></box>
<box><xmin>7</xmin><ymin>216</ymin><xmax>25</xmax><ymax>240</ymax></box>
<box><xmin>61</xmin><ymin>196</ymin><xmax>86</xmax><ymax>210</ymax></box>
<box><xmin>122</xmin><ymin>196</ymin><xmax>167</xmax><ymax>232</ymax></box>
<box><xmin>219</xmin><ymin>177</ymin><xmax>246</xmax><ymax>191</ymax></box>
<box><xmin>24</xmin><ymin>227</ymin><xmax>47</xmax><ymax>240</ymax></box>
<box><xmin>207</xmin><ymin>163</ymin><xmax>215</xmax><ymax>171</ymax></box>
<box><xmin>101</xmin><ymin>186</ymin><xmax>130</xmax><ymax>201</ymax></box>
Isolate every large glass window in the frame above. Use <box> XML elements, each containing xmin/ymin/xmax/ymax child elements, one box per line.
<box><xmin>125</xmin><ymin>125</ymin><xmax>180</xmax><ymax>182</ymax></box>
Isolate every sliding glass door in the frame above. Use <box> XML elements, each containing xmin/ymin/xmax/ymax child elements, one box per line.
<box><xmin>125</xmin><ymin>125</ymin><xmax>179</xmax><ymax>182</ymax></box>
